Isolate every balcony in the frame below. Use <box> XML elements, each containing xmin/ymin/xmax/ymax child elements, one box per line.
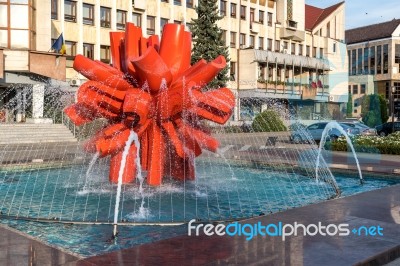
<box><xmin>29</xmin><ymin>51</ymin><xmax>66</xmax><ymax>81</ymax></box>
<box><xmin>250</xmin><ymin>21</ymin><xmax>261</xmax><ymax>33</ymax></box>
<box><xmin>133</xmin><ymin>0</ymin><xmax>146</xmax><ymax>10</ymax></box>
<box><xmin>1</xmin><ymin>49</ymin><xmax>66</xmax><ymax>81</ymax></box>
<box><xmin>280</xmin><ymin>27</ymin><xmax>305</xmax><ymax>41</ymax></box>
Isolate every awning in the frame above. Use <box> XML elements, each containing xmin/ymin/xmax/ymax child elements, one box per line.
<box><xmin>253</xmin><ymin>49</ymin><xmax>330</xmax><ymax>71</ymax></box>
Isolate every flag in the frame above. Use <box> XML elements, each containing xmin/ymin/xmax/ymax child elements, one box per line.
<box><xmin>51</xmin><ymin>33</ymin><xmax>66</xmax><ymax>54</ymax></box>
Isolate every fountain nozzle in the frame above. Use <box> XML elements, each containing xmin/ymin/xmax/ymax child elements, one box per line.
<box><xmin>112</xmin><ymin>224</ymin><xmax>118</xmax><ymax>239</ymax></box>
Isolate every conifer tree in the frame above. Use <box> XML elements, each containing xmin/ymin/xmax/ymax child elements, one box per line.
<box><xmin>190</xmin><ymin>0</ymin><xmax>230</xmax><ymax>89</ymax></box>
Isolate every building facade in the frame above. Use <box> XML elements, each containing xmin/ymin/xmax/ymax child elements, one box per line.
<box><xmin>0</xmin><ymin>0</ymin><xmax>348</xmax><ymax>124</ymax></box>
<box><xmin>346</xmin><ymin>19</ymin><xmax>400</xmax><ymax>120</ymax></box>
<box><xmin>0</xmin><ymin>0</ymin><xmax>65</xmax><ymax>123</ymax></box>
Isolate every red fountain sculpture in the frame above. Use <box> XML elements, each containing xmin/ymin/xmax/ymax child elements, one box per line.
<box><xmin>64</xmin><ymin>23</ymin><xmax>235</xmax><ymax>186</ymax></box>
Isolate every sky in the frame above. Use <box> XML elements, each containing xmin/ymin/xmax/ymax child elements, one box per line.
<box><xmin>305</xmin><ymin>0</ymin><xmax>399</xmax><ymax>29</ymax></box>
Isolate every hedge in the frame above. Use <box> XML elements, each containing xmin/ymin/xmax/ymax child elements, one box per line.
<box><xmin>329</xmin><ymin>131</ymin><xmax>400</xmax><ymax>155</ymax></box>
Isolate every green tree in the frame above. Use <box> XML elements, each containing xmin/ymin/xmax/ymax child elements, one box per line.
<box><xmin>378</xmin><ymin>94</ymin><xmax>389</xmax><ymax>123</ymax></box>
<box><xmin>346</xmin><ymin>93</ymin><xmax>352</xmax><ymax>118</ymax></box>
<box><xmin>252</xmin><ymin>110</ymin><xmax>287</xmax><ymax>132</ymax></box>
<box><xmin>190</xmin><ymin>0</ymin><xmax>230</xmax><ymax>89</ymax></box>
<box><xmin>361</xmin><ymin>94</ymin><xmax>382</xmax><ymax>127</ymax></box>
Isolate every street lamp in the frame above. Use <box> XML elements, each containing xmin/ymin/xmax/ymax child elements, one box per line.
<box><xmin>391</xmin><ymin>85</ymin><xmax>396</xmax><ymax>134</ymax></box>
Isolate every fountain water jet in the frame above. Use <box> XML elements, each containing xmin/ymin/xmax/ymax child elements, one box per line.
<box><xmin>316</xmin><ymin>121</ymin><xmax>363</xmax><ymax>184</ymax></box>
<box><xmin>113</xmin><ymin>131</ymin><xmax>136</xmax><ymax>237</ymax></box>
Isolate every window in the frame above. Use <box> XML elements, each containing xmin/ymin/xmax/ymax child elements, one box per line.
<box><xmin>221</xmin><ymin>30</ymin><xmax>227</xmax><ymax>45</ymax></box>
<box><xmin>383</xmin><ymin>44</ymin><xmax>388</xmax><ymax>74</ymax></box>
<box><xmin>174</xmin><ymin>20</ymin><xmax>181</xmax><ymax>25</ymax></box>
<box><xmin>348</xmin><ymin>85</ymin><xmax>351</xmax><ymax>94</ymax></box>
<box><xmin>83</xmin><ymin>3</ymin><xmax>94</xmax><ymax>26</ymax></box>
<box><xmin>160</xmin><ymin>18</ymin><xmax>168</xmax><ymax>33</ymax></box>
<box><xmin>258</xmin><ymin>37</ymin><xmax>264</xmax><ymax>50</ymax></box>
<box><xmin>249</xmin><ymin>35</ymin><xmax>255</xmax><ymax>48</ymax></box>
<box><xmin>377</xmin><ymin>45</ymin><xmax>382</xmax><ymax>74</ymax></box>
<box><xmin>291</xmin><ymin>43</ymin><xmax>295</xmax><ymax>54</ymax></box>
<box><xmin>220</xmin><ymin>0</ymin><xmax>226</xmax><ymax>16</ymax></box>
<box><xmin>395</xmin><ymin>44</ymin><xmax>400</xmax><ymax>64</ymax></box>
<box><xmin>100</xmin><ymin>45</ymin><xmax>111</xmax><ymax>63</ymax></box>
<box><xmin>0</xmin><ymin>1</ymin><xmax>31</xmax><ymax>49</ymax></box>
<box><xmin>275</xmin><ymin>40</ymin><xmax>280</xmax><ymax>52</ymax></box>
<box><xmin>100</xmin><ymin>7</ymin><xmax>111</xmax><ymax>28</ymax></box>
<box><xmin>313</xmin><ymin>47</ymin><xmax>317</xmax><ymax>57</ymax></box>
<box><xmin>230</xmin><ymin>62</ymin><xmax>236</xmax><ymax>81</ymax></box>
<box><xmin>360</xmin><ymin>84</ymin><xmax>366</xmax><ymax>94</ymax></box>
<box><xmin>174</xmin><ymin>0</ymin><xmax>181</xmax><ymax>5</ymax></box>
<box><xmin>83</xmin><ymin>43</ymin><xmax>94</xmax><ymax>59</ymax></box>
<box><xmin>298</xmin><ymin>44</ymin><xmax>303</xmax><ymax>56</ymax></box>
<box><xmin>326</xmin><ymin>22</ymin><xmax>330</xmax><ymax>37</ymax></box>
<box><xmin>186</xmin><ymin>0</ymin><xmax>193</xmax><ymax>8</ymax></box>
<box><xmin>267</xmin><ymin>12</ymin><xmax>272</xmax><ymax>26</ymax></box>
<box><xmin>230</xmin><ymin>31</ymin><xmax>236</xmax><ymax>48</ymax></box>
<box><xmin>116</xmin><ymin>10</ymin><xmax>127</xmax><ymax>30</ymax></box>
<box><xmin>288</xmin><ymin>20</ymin><xmax>297</xmax><ymax>28</ymax></box>
<box><xmin>51</xmin><ymin>0</ymin><xmax>58</xmax><ymax>19</ymax></box>
<box><xmin>161</xmin><ymin>0</ymin><xmax>168</xmax><ymax>2</ymax></box>
<box><xmin>250</xmin><ymin>8</ymin><xmax>255</xmax><ymax>22</ymax></box>
<box><xmin>132</xmin><ymin>12</ymin><xmax>142</xmax><ymax>27</ymax></box>
<box><xmin>230</xmin><ymin>3</ymin><xmax>236</xmax><ymax>18</ymax></box>
<box><xmin>64</xmin><ymin>0</ymin><xmax>77</xmax><ymax>22</ymax></box>
<box><xmin>259</xmin><ymin>10</ymin><xmax>264</xmax><ymax>24</ymax></box>
<box><xmin>306</xmin><ymin>45</ymin><xmax>310</xmax><ymax>57</ymax></box>
<box><xmin>65</xmin><ymin>41</ymin><xmax>76</xmax><ymax>59</ymax></box>
<box><xmin>239</xmin><ymin>33</ymin><xmax>246</xmax><ymax>47</ymax></box>
<box><xmin>357</xmin><ymin>48</ymin><xmax>362</xmax><ymax>74</ymax></box>
<box><xmin>353</xmin><ymin>84</ymin><xmax>358</xmax><ymax>94</ymax></box>
<box><xmin>267</xmin><ymin>38</ymin><xmax>272</xmax><ymax>51</ymax></box>
<box><xmin>147</xmin><ymin>16</ymin><xmax>155</xmax><ymax>35</ymax></box>
<box><xmin>283</xmin><ymin>41</ymin><xmax>288</xmax><ymax>50</ymax></box>
<box><xmin>363</xmin><ymin>47</ymin><xmax>369</xmax><ymax>74</ymax></box>
<box><xmin>351</xmin><ymin>49</ymin><xmax>356</xmax><ymax>75</ymax></box>
<box><xmin>320</xmin><ymin>48</ymin><xmax>323</xmax><ymax>59</ymax></box>
<box><xmin>370</xmin><ymin>46</ymin><xmax>375</xmax><ymax>74</ymax></box>
<box><xmin>240</xmin><ymin>5</ymin><xmax>246</xmax><ymax>20</ymax></box>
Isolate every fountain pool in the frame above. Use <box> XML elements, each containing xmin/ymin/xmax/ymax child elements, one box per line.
<box><xmin>0</xmin><ymin>162</ymin><xmax>398</xmax><ymax>257</ymax></box>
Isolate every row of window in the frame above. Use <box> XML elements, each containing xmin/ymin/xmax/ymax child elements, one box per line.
<box><xmin>224</xmin><ymin>31</ymin><xmax>324</xmax><ymax>57</ymax></box>
<box><xmin>348</xmin><ymin>84</ymin><xmax>366</xmax><ymax>95</ymax></box>
<box><xmin>52</xmin><ymin>0</ymin><xmax>126</xmax><ymax>29</ymax></box>
<box><xmin>259</xmin><ymin>65</ymin><xmax>324</xmax><ymax>81</ymax></box>
<box><xmin>348</xmin><ymin>44</ymin><xmax>390</xmax><ymax>75</ymax></box>
<box><xmin>161</xmin><ymin>0</ymin><xmax>194</xmax><ymax>8</ymax></box>
<box><xmin>56</xmin><ymin>40</ymin><xmax>110</xmax><ymax>63</ymax></box>
<box><xmin>219</xmin><ymin>1</ymin><xmax>273</xmax><ymax>25</ymax></box>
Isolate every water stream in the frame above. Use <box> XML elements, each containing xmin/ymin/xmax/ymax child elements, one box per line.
<box><xmin>316</xmin><ymin>121</ymin><xmax>363</xmax><ymax>184</ymax></box>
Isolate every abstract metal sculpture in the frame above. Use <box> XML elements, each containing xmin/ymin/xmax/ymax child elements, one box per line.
<box><xmin>65</xmin><ymin>23</ymin><xmax>235</xmax><ymax>186</ymax></box>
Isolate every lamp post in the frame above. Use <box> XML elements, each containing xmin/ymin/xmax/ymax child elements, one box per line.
<box><xmin>391</xmin><ymin>85</ymin><xmax>396</xmax><ymax>134</ymax></box>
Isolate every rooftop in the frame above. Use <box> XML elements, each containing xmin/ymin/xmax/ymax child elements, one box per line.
<box><xmin>305</xmin><ymin>1</ymin><xmax>344</xmax><ymax>31</ymax></box>
<box><xmin>345</xmin><ymin>19</ymin><xmax>400</xmax><ymax>44</ymax></box>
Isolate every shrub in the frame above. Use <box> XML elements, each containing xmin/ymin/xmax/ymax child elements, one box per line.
<box><xmin>328</xmin><ymin>132</ymin><xmax>400</xmax><ymax>155</ymax></box>
<box><xmin>252</xmin><ymin>110</ymin><xmax>287</xmax><ymax>132</ymax></box>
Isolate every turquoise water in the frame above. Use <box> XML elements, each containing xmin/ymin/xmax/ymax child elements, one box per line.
<box><xmin>0</xmin><ymin>163</ymin><xmax>398</xmax><ymax>257</ymax></box>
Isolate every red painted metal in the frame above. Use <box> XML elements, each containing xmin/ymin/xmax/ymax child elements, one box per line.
<box><xmin>64</xmin><ymin>23</ymin><xmax>235</xmax><ymax>185</ymax></box>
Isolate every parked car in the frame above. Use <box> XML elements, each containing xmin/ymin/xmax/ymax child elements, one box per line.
<box><xmin>290</xmin><ymin>122</ymin><xmax>360</xmax><ymax>143</ymax></box>
<box><xmin>340</xmin><ymin>121</ymin><xmax>377</xmax><ymax>136</ymax></box>
<box><xmin>375</xmin><ymin>122</ymin><xmax>400</xmax><ymax>136</ymax></box>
